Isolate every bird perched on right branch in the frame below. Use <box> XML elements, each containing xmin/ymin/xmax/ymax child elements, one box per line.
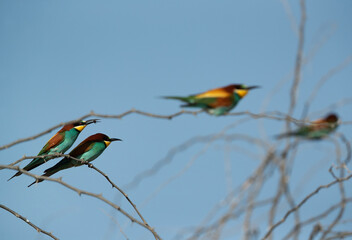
<box><xmin>276</xmin><ymin>113</ymin><xmax>339</xmax><ymax>140</ymax></box>
<box><xmin>163</xmin><ymin>84</ymin><xmax>260</xmax><ymax>116</ymax></box>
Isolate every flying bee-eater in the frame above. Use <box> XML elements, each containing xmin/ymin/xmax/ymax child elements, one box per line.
<box><xmin>163</xmin><ymin>84</ymin><xmax>260</xmax><ymax>116</ymax></box>
<box><xmin>8</xmin><ymin>119</ymin><xmax>99</xmax><ymax>181</ymax></box>
<box><xmin>276</xmin><ymin>113</ymin><xmax>339</xmax><ymax>140</ymax></box>
<box><xmin>28</xmin><ymin>133</ymin><xmax>121</xmax><ymax>187</ymax></box>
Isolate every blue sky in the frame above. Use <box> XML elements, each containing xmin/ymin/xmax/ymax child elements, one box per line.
<box><xmin>1</xmin><ymin>1</ymin><xmax>352</xmax><ymax>239</ymax></box>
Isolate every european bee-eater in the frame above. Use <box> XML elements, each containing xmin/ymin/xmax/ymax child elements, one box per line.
<box><xmin>28</xmin><ymin>133</ymin><xmax>121</xmax><ymax>187</ymax></box>
<box><xmin>163</xmin><ymin>84</ymin><xmax>260</xmax><ymax>116</ymax></box>
<box><xmin>276</xmin><ymin>113</ymin><xmax>339</xmax><ymax>140</ymax></box>
<box><xmin>8</xmin><ymin>119</ymin><xmax>99</xmax><ymax>181</ymax></box>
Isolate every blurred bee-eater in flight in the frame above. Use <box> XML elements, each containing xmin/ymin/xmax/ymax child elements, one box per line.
<box><xmin>8</xmin><ymin>119</ymin><xmax>99</xmax><ymax>181</ymax></box>
<box><xmin>276</xmin><ymin>113</ymin><xmax>339</xmax><ymax>140</ymax></box>
<box><xmin>28</xmin><ymin>133</ymin><xmax>121</xmax><ymax>187</ymax></box>
<box><xmin>163</xmin><ymin>84</ymin><xmax>260</xmax><ymax>116</ymax></box>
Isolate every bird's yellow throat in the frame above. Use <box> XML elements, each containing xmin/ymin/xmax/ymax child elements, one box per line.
<box><xmin>235</xmin><ymin>89</ymin><xmax>249</xmax><ymax>98</ymax></box>
<box><xmin>74</xmin><ymin>125</ymin><xmax>86</xmax><ymax>132</ymax></box>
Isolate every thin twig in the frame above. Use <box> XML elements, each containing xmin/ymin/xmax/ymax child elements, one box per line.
<box><xmin>187</xmin><ymin>150</ymin><xmax>276</xmax><ymax>240</ymax></box>
<box><xmin>85</xmin><ymin>162</ymin><xmax>151</xmax><ymax>230</ymax></box>
<box><xmin>287</xmin><ymin>0</ymin><xmax>306</xmax><ymax>119</ymax></box>
<box><xmin>1</xmin><ymin>165</ymin><xmax>162</xmax><ymax>240</ymax></box>
<box><xmin>261</xmin><ymin>173</ymin><xmax>352</xmax><ymax>240</ymax></box>
<box><xmin>284</xmin><ymin>198</ymin><xmax>352</xmax><ymax>239</ymax></box>
<box><xmin>0</xmin><ymin>204</ymin><xmax>59</xmax><ymax>240</ymax></box>
<box><xmin>302</xmin><ymin>55</ymin><xmax>352</xmax><ymax>118</ymax></box>
<box><xmin>319</xmin><ymin>142</ymin><xmax>347</xmax><ymax>240</ymax></box>
<box><xmin>325</xmin><ymin>231</ymin><xmax>352</xmax><ymax>240</ymax></box>
<box><xmin>7</xmin><ymin>153</ymin><xmax>158</xmax><ymax>240</ymax></box>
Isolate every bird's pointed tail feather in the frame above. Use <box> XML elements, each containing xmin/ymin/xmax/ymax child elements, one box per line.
<box><xmin>27</xmin><ymin>168</ymin><xmax>58</xmax><ymax>187</ymax></box>
<box><xmin>162</xmin><ymin>96</ymin><xmax>191</xmax><ymax>102</ymax></box>
<box><xmin>8</xmin><ymin>171</ymin><xmax>22</xmax><ymax>181</ymax></box>
<box><xmin>28</xmin><ymin>158</ymin><xmax>71</xmax><ymax>187</ymax></box>
<box><xmin>275</xmin><ymin>132</ymin><xmax>297</xmax><ymax>139</ymax></box>
<box><xmin>27</xmin><ymin>173</ymin><xmax>50</xmax><ymax>188</ymax></box>
<box><xmin>27</xmin><ymin>180</ymin><xmax>39</xmax><ymax>187</ymax></box>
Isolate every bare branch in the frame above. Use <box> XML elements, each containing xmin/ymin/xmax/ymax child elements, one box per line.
<box><xmin>6</xmin><ymin>153</ymin><xmax>158</xmax><ymax>240</ymax></box>
<box><xmin>287</xmin><ymin>0</ymin><xmax>306</xmax><ymax>118</ymax></box>
<box><xmin>0</xmin><ymin>204</ymin><xmax>59</xmax><ymax>240</ymax></box>
<box><xmin>85</xmin><ymin>162</ymin><xmax>151</xmax><ymax>231</ymax></box>
<box><xmin>1</xmin><ymin>165</ymin><xmax>162</xmax><ymax>240</ymax></box>
<box><xmin>261</xmin><ymin>173</ymin><xmax>352</xmax><ymax>240</ymax></box>
<box><xmin>325</xmin><ymin>231</ymin><xmax>352</xmax><ymax>240</ymax></box>
<box><xmin>284</xmin><ymin>198</ymin><xmax>352</xmax><ymax>239</ymax></box>
<box><xmin>280</xmin><ymin>0</ymin><xmax>298</xmax><ymax>36</ymax></box>
<box><xmin>302</xmin><ymin>55</ymin><xmax>352</xmax><ymax>118</ymax></box>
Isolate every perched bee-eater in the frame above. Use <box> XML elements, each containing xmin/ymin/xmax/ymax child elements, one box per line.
<box><xmin>8</xmin><ymin>119</ymin><xmax>99</xmax><ymax>181</ymax></box>
<box><xmin>28</xmin><ymin>133</ymin><xmax>121</xmax><ymax>187</ymax></box>
<box><xmin>163</xmin><ymin>84</ymin><xmax>260</xmax><ymax>116</ymax></box>
<box><xmin>276</xmin><ymin>113</ymin><xmax>339</xmax><ymax>140</ymax></box>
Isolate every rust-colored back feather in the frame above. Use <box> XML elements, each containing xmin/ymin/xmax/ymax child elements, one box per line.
<box><xmin>39</xmin><ymin>123</ymin><xmax>78</xmax><ymax>154</ymax></box>
<box><xmin>69</xmin><ymin>133</ymin><xmax>108</xmax><ymax>157</ymax></box>
<box><xmin>69</xmin><ymin>141</ymin><xmax>94</xmax><ymax>157</ymax></box>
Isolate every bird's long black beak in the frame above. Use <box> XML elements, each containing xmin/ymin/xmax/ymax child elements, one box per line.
<box><xmin>247</xmin><ymin>86</ymin><xmax>260</xmax><ymax>90</ymax></box>
<box><xmin>110</xmin><ymin>138</ymin><xmax>122</xmax><ymax>142</ymax></box>
<box><xmin>85</xmin><ymin>119</ymin><xmax>100</xmax><ymax>125</ymax></box>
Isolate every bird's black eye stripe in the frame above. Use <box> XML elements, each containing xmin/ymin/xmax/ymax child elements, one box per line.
<box><xmin>73</xmin><ymin>121</ymin><xmax>85</xmax><ymax>126</ymax></box>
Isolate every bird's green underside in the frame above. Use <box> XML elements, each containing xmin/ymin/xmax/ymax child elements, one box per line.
<box><xmin>297</xmin><ymin>128</ymin><xmax>337</xmax><ymax>139</ymax></box>
<box><xmin>23</xmin><ymin>129</ymin><xmax>80</xmax><ymax>171</ymax></box>
<box><xmin>283</xmin><ymin>125</ymin><xmax>338</xmax><ymax>139</ymax></box>
<box><xmin>75</xmin><ymin>142</ymin><xmax>107</xmax><ymax>165</ymax></box>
